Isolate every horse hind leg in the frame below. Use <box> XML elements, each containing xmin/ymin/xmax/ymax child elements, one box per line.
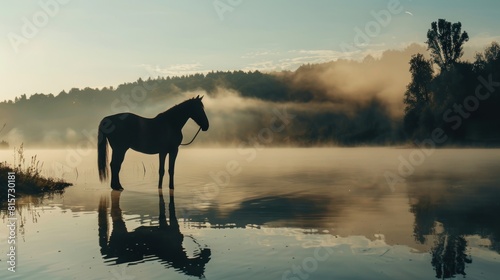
<box><xmin>110</xmin><ymin>148</ymin><xmax>127</xmax><ymax>190</ymax></box>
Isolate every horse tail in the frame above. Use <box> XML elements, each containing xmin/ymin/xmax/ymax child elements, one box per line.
<box><xmin>98</xmin><ymin>119</ymin><xmax>109</xmax><ymax>182</ymax></box>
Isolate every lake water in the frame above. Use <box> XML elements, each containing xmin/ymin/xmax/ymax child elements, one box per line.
<box><xmin>1</xmin><ymin>148</ymin><xmax>500</xmax><ymax>279</ymax></box>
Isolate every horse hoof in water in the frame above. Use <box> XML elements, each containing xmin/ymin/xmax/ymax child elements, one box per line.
<box><xmin>111</xmin><ymin>184</ymin><xmax>124</xmax><ymax>191</ymax></box>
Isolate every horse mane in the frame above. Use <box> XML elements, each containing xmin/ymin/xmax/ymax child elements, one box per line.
<box><xmin>155</xmin><ymin>97</ymin><xmax>203</xmax><ymax>121</ymax></box>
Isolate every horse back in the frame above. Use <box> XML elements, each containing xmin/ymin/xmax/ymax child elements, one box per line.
<box><xmin>100</xmin><ymin>113</ymin><xmax>144</xmax><ymax>133</ymax></box>
<box><xmin>100</xmin><ymin>113</ymin><xmax>180</xmax><ymax>153</ymax></box>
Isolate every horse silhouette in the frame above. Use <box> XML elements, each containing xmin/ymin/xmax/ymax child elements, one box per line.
<box><xmin>97</xmin><ymin>96</ymin><xmax>209</xmax><ymax>190</ymax></box>
<box><xmin>98</xmin><ymin>189</ymin><xmax>211</xmax><ymax>278</ymax></box>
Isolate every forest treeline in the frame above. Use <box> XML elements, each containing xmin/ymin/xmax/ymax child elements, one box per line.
<box><xmin>0</xmin><ymin>44</ymin><xmax>422</xmax><ymax>147</ymax></box>
<box><xmin>0</xmin><ymin>67</ymin><xmax>403</xmax><ymax>146</ymax></box>
<box><xmin>1</xmin><ymin>19</ymin><xmax>499</xmax><ymax>147</ymax></box>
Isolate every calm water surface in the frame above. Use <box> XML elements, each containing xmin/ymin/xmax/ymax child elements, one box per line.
<box><xmin>1</xmin><ymin>148</ymin><xmax>500</xmax><ymax>279</ymax></box>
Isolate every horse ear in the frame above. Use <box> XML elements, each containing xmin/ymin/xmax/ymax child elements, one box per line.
<box><xmin>196</xmin><ymin>95</ymin><xmax>199</xmax><ymax>99</ymax></box>
<box><xmin>200</xmin><ymin>95</ymin><xmax>204</xmax><ymax>100</ymax></box>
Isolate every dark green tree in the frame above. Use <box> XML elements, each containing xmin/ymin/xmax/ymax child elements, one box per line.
<box><xmin>426</xmin><ymin>19</ymin><xmax>469</xmax><ymax>71</ymax></box>
<box><xmin>473</xmin><ymin>41</ymin><xmax>500</xmax><ymax>72</ymax></box>
<box><xmin>403</xmin><ymin>54</ymin><xmax>434</xmax><ymax>137</ymax></box>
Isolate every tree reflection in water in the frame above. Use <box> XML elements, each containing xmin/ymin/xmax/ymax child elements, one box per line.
<box><xmin>431</xmin><ymin>232</ymin><xmax>472</xmax><ymax>279</ymax></box>
<box><xmin>408</xmin><ymin>180</ymin><xmax>500</xmax><ymax>279</ymax></box>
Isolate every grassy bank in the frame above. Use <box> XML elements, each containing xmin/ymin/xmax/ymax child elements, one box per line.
<box><xmin>0</xmin><ymin>144</ymin><xmax>71</xmax><ymax>201</ymax></box>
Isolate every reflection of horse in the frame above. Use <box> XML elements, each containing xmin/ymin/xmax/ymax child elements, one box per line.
<box><xmin>98</xmin><ymin>96</ymin><xmax>209</xmax><ymax>190</ymax></box>
<box><xmin>98</xmin><ymin>190</ymin><xmax>211</xmax><ymax>278</ymax></box>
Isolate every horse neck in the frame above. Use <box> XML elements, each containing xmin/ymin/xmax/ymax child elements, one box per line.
<box><xmin>173</xmin><ymin>113</ymin><xmax>190</xmax><ymax>130</ymax></box>
<box><xmin>158</xmin><ymin>105</ymin><xmax>191</xmax><ymax>130</ymax></box>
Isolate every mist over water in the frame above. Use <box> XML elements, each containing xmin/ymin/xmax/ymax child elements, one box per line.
<box><xmin>1</xmin><ymin>148</ymin><xmax>499</xmax><ymax>279</ymax></box>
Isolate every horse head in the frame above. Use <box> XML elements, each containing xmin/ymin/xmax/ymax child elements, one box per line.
<box><xmin>191</xmin><ymin>95</ymin><xmax>209</xmax><ymax>131</ymax></box>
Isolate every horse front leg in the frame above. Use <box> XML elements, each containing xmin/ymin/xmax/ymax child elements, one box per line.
<box><xmin>158</xmin><ymin>152</ymin><xmax>167</xmax><ymax>189</ymax></box>
<box><xmin>168</xmin><ymin>148</ymin><xmax>178</xmax><ymax>190</ymax></box>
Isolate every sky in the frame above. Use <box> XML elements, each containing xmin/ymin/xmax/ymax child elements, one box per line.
<box><xmin>1</xmin><ymin>0</ymin><xmax>500</xmax><ymax>101</ymax></box>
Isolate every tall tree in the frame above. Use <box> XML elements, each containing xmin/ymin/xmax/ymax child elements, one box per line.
<box><xmin>474</xmin><ymin>41</ymin><xmax>500</xmax><ymax>71</ymax></box>
<box><xmin>403</xmin><ymin>54</ymin><xmax>434</xmax><ymax>137</ymax></box>
<box><xmin>426</xmin><ymin>19</ymin><xmax>469</xmax><ymax>71</ymax></box>
<box><xmin>404</xmin><ymin>54</ymin><xmax>434</xmax><ymax>111</ymax></box>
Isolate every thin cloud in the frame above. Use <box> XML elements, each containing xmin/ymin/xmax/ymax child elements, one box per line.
<box><xmin>140</xmin><ymin>63</ymin><xmax>208</xmax><ymax>77</ymax></box>
<box><xmin>240</xmin><ymin>46</ymin><xmax>395</xmax><ymax>72</ymax></box>
<box><xmin>462</xmin><ymin>34</ymin><xmax>500</xmax><ymax>61</ymax></box>
<box><xmin>466</xmin><ymin>33</ymin><xmax>500</xmax><ymax>47</ymax></box>
<box><xmin>241</xmin><ymin>50</ymin><xmax>281</xmax><ymax>59</ymax></box>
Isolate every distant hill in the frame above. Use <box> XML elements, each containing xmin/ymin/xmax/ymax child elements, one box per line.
<box><xmin>1</xmin><ymin>43</ymin><xmax>499</xmax><ymax>147</ymax></box>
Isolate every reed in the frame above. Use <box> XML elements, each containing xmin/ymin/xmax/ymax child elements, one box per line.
<box><xmin>0</xmin><ymin>144</ymin><xmax>71</xmax><ymax>201</ymax></box>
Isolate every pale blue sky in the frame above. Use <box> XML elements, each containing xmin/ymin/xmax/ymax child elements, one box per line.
<box><xmin>1</xmin><ymin>0</ymin><xmax>499</xmax><ymax>101</ymax></box>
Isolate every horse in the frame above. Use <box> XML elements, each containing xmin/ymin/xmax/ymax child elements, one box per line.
<box><xmin>97</xmin><ymin>95</ymin><xmax>209</xmax><ymax>190</ymax></box>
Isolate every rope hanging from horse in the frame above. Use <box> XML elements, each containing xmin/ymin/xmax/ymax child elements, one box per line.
<box><xmin>180</xmin><ymin>127</ymin><xmax>202</xmax><ymax>146</ymax></box>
